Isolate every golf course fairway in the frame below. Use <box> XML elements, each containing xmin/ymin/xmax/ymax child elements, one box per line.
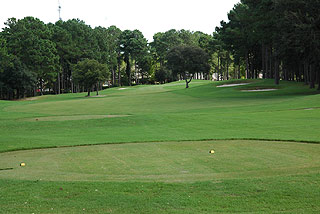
<box><xmin>0</xmin><ymin>80</ymin><xmax>320</xmax><ymax>213</ymax></box>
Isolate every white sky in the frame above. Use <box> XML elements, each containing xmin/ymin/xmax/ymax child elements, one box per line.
<box><xmin>0</xmin><ymin>0</ymin><xmax>239</xmax><ymax>42</ymax></box>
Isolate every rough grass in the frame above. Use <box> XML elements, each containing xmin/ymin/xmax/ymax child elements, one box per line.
<box><xmin>0</xmin><ymin>79</ymin><xmax>320</xmax><ymax>213</ymax></box>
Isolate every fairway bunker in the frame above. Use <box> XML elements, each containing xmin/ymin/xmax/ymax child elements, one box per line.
<box><xmin>241</xmin><ymin>89</ymin><xmax>278</xmax><ymax>92</ymax></box>
<box><xmin>89</xmin><ymin>95</ymin><xmax>107</xmax><ymax>98</ymax></box>
<box><xmin>23</xmin><ymin>115</ymin><xmax>130</xmax><ymax>122</ymax></box>
<box><xmin>216</xmin><ymin>83</ymin><xmax>251</xmax><ymax>88</ymax></box>
<box><xmin>17</xmin><ymin>97</ymin><xmax>40</xmax><ymax>101</ymax></box>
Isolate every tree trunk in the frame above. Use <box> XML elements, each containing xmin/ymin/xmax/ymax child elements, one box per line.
<box><xmin>57</xmin><ymin>71</ymin><xmax>61</xmax><ymax>94</ymax></box>
<box><xmin>274</xmin><ymin>57</ymin><xmax>280</xmax><ymax>85</ymax></box>
<box><xmin>39</xmin><ymin>78</ymin><xmax>43</xmax><ymax>96</ymax></box>
<box><xmin>87</xmin><ymin>88</ymin><xmax>91</xmax><ymax>96</ymax></box>
<box><xmin>298</xmin><ymin>62</ymin><xmax>303</xmax><ymax>82</ymax></box>
<box><xmin>233</xmin><ymin>59</ymin><xmax>236</xmax><ymax>79</ymax></box>
<box><xmin>317</xmin><ymin>69</ymin><xmax>320</xmax><ymax>90</ymax></box>
<box><xmin>269</xmin><ymin>47</ymin><xmax>273</xmax><ymax>79</ymax></box>
<box><xmin>61</xmin><ymin>72</ymin><xmax>64</xmax><ymax>93</ymax></box>
<box><xmin>125</xmin><ymin>56</ymin><xmax>131</xmax><ymax>86</ymax></box>
<box><xmin>112</xmin><ymin>69</ymin><xmax>115</xmax><ymax>86</ymax></box>
<box><xmin>185</xmin><ymin>74</ymin><xmax>193</xmax><ymax>88</ymax></box>
<box><xmin>16</xmin><ymin>89</ymin><xmax>20</xmax><ymax>99</ymax></box>
<box><xmin>71</xmin><ymin>80</ymin><xmax>74</xmax><ymax>93</ymax></box>
<box><xmin>217</xmin><ymin>55</ymin><xmax>220</xmax><ymax>81</ymax></box>
<box><xmin>96</xmin><ymin>83</ymin><xmax>99</xmax><ymax>95</ymax></box>
<box><xmin>310</xmin><ymin>64</ymin><xmax>315</xmax><ymax>89</ymax></box>
<box><xmin>304</xmin><ymin>61</ymin><xmax>309</xmax><ymax>85</ymax></box>
<box><xmin>245</xmin><ymin>51</ymin><xmax>249</xmax><ymax>79</ymax></box>
<box><xmin>262</xmin><ymin>44</ymin><xmax>266</xmax><ymax>79</ymax></box>
<box><xmin>135</xmin><ymin>60</ymin><xmax>138</xmax><ymax>85</ymax></box>
<box><xmin>118</xmin><ymin>54</ymin><xmax>122</xmax><ymax>87</ymax></box>
<box><xmin>118</xmin><ymin>64</ymin><xmax>121</xmax><ymax>87</ymax></box>
<box><xmin>226</xmin><ymin>55</ymin><xmax>229</xmax><ymax>80</ymax></box>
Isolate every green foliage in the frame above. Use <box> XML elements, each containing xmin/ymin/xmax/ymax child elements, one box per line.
<box><xmin>0</xmin><ymin>33</ymin><xmax>36</xmax><ymax>99</ymax></box>
<box><xmin>104</xmin><ymin>26</ymin><xmax>122</xmax><ymax>81</ymax></box>
<box><xmin>118</xmin><ymin>30</ymin><xmax>149</xmax><ymax>85</ymax></box>
<box><xmin>0</xmin><ymin>37</ymin><xmax>10</xmax><ymax>73</ymax></box>
<box><xmin>155</xmin><ymin>67</ymin><xmax>172</xmax><ymax>83</ymax></box>
<box><xmin>2</xmin><ymin>17</ymin><xmax>60</xmax><ymax>95</ymax></box>
<box><xmin>151</xmin><ymin>29</ymin><xmax>199</xmax><ymax>66</ymax></box>
<box><xmin>72</xmin><ymin>59</ymin><xmax>109</xmax><ymax>96</ymax></box>
<box><xmin>151</xmin><ymin>30</ymin><xmax>219</xmax><ymax>83</ymax></box>
<box><xmin>167</xmin><ymin>45</ymin><xmax>210</xmax><ymax>87</ymax></box>
<box><xmin>0</xmin><ymin>56</ymin><xmax>36</xmax><ymax>100</ymax></box>
<box><xmin>216</xmin><ymin>0</ymin><xmax>320</xmax><ymax>85</ymax></box>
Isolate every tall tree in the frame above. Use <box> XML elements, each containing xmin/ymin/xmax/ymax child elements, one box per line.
<box><xmin>2</xmin><ymin>17</ymin><xmax>60</xmax><ymax>95</ymax></box>
<box><xmin>167</xmin><ymin>45</ymin><xmax>210</xmax><ymax>88</ymax></box>
<box><xmin>119</xmin><ymin>30</ymin><xmax>148</xmax><ymax>85</ymax></box>
<box><xmin>72</xmin><ymin>59</ymin><xmax>109</xmax><ymax>96</ymax></box>
<box><xmin>0</xmin><ymin>37</ymin><xmax>36</xmax><ymax>99</ymax></box>
<box><xmin>105</xmin><ymin>26</ymin><xmax>122</xmax><ymax>86</ymax></box>
<box><xmin>51</xmin><ymin>19</ymin><xmax>100</xmax><ymax>93</ymax></box>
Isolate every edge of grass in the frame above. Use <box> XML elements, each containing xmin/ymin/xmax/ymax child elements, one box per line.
<box><xmin>1</xmin><ymin>137</ymin><xmax>319</xmax><ymax>154</ymax></box>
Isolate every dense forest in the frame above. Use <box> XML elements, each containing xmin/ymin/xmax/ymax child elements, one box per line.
<box><xmin>0</xmin><ymin>0</ymin><xmax>319</xmax><ymax>100</ymax></box>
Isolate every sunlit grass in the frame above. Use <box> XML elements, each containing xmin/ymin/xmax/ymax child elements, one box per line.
<box><xmin>0</xmin><ymin>79</ymin><xmax>320</xmax><ymax>213</ymax></box>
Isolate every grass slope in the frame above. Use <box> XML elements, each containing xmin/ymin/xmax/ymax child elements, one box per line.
<box><xmin>0</xmin><ymin>79</ymin><xmax>320</xmax><ymax>152</ymax></box>
<box><xmin>0</xmin><ymin>79</ymin><xmax>320</xmax><ymax>213</ymax></box>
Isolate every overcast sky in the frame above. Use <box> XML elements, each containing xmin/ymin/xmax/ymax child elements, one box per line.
<box><xmin>0</xmin><ymin>0</ymin><xmax>239</xmax><ymax>41</ymax></box>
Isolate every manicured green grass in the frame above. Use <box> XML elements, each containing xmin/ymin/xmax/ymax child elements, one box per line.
<box><xmin>1</xmin><ymin>79</ymin><xmax>320</xmax><ymax>152</ymax></box>
<box><xmin>0</xmin><ymin>79</ymin><xmax>320</xmax><ymax>213</ymax></box>
<box><xmin>1</xmin><ymin>174</ymin><xmax>320</xmax><ymax>213</ymax></box>
<box><xmin>1</xmin><ymin>140</ymin><xmax>319</xmax><ymax>182</ymax></box>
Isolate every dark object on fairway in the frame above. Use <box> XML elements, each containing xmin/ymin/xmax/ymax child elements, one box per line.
<box><xmin>59</xmin><ymin>187</ymin><xmax>63</xmax><ymax>191</ymax></box>
<box><xmin>0</xmin><ymin>168</ymin><xmax>13</xmax><ymax>171</ymax></box>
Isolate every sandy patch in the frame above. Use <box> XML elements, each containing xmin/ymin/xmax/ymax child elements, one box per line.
<box><xmin>241</xmin><ymin>89</ymin><xmax>278</xmax><ymax>92</ymax></box>
<box><xmin>89</xmin><ymin>95</ymin><xmax>107</xmax><ymax>98</ymax></box>
<box><xmin>217</xmin><ymin>83</ymin><xmax>251</xmax><ymax>88</ymax></box>
<box><xmin>118</xmin><ymin>88</ymin><xmax>128</xmax><ymax>90</ymax></box>
<box><xmin>16</xmin><ymin>97</ymin><xmax>39</xmax><ymax>101</ymax></box>
<box><xmin>22</xmin><ymin>115</ymin><xmax>130</xmax><ymax>122</ymax></box>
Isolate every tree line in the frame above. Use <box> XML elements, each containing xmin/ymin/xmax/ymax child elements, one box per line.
<box><xmin>1</xmin><ymin>0</ymin><xmax>319</xmax><ymax>99</ymax></box>
<box><xmin>216</xmin><ymin>0</ymin><xmax>320</xmax><ymax>89</ymax></box>
<box><xmin>0</xmin><ymin>17</ymin><xmax>217</xmax><ymax>99</ymax></box>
